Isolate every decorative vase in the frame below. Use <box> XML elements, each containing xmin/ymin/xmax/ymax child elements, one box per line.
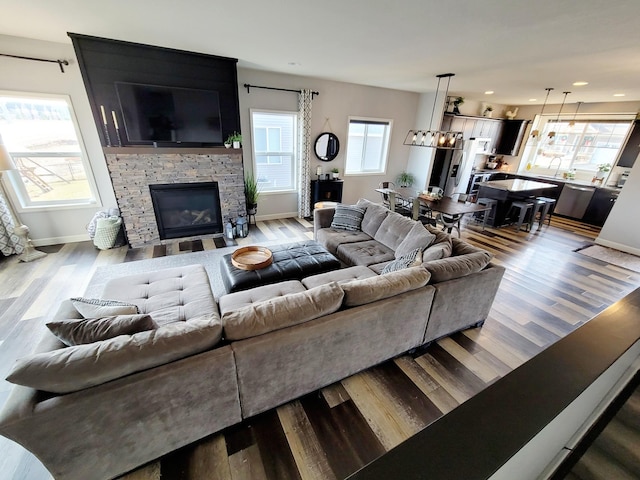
<box><xmin>233</xmin><ymin>141</ymin><xmax>241</xmax><ymax>149</ymax></box>
<box><xmin>332</xmin><ymin>172</ymin><xmax>339</xmax><ymax>179</ymax></box>
<box><xmin>224</xmin><ymin>143</ymin><xmax>231</xmax><ymax>148</ymax></box>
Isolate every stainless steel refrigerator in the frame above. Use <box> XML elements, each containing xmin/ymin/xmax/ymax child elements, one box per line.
<box><xmin>429</xmin><ymin>138</ymin><xmax>492</xmax><ymax>196</ymax></box>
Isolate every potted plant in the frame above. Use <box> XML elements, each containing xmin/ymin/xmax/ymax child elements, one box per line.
<box><xmin>244</xmin><ymin>172</ymin><xmax>260</xmax><ymax>215</ymax></box>
<box><xmin>452</xmin><ymin>96</ymin><xmax>464</xmax><ymax>115</ymax></box>
<box><xmin>396</xmin><ymin>171</ymin><xmax>415</xmax><ymax>188</ymax></box>
<box><xmin>330</xmin><ymin>167</ymin><xmax>340</xmax><ymax>179</ymax></box>
<box><xmin>227</xmin><ymin>132</ymin><xmax>242</xmax><ymax>149</ymax></box>
<box><xmin>595</xmin><ymin>163</ymin><xmax>611</xmax><ymax>179</ymax></box>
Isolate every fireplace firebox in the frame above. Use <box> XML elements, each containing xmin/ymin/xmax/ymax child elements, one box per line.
<box><xmin>149</xmin><ymin>182</ymin><xmax>223</xmax><ymax>240</ymax></box>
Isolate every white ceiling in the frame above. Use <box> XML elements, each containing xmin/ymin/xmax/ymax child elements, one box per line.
<box><xmin>2</xmin><ymin>0</ymin><xmax>640</xmax><ymax>106</ymax></box>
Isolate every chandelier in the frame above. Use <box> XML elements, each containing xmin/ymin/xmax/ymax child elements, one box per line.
<box><xmin>404</xmin><ymin>73</ymin><xmax>463</xmax><ymax>150</ymax></box>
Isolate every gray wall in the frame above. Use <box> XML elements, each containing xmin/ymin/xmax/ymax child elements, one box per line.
<box><xmin>0</xmin><ymin>34</ymin><xmax>117</xmax><ymax>245</ymax></box>
<box><xmin>237</xmin><ymin>68</ymin><xmax>420</xmax><ymax>218</ymax></box>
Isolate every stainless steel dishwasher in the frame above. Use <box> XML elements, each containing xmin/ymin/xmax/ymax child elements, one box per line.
<box><xmin>554</xmin><ymin>184</ymin><xmax>596</xmax><ymax>219</ymax></box>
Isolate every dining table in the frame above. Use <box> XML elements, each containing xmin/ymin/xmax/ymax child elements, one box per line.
<box><xmin>417</xmin><ymin>194</ymin><xmax>493</xmax><ymax>233</ymax></box>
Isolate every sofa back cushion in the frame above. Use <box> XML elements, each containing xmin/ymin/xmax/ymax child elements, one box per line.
<box><xmin>46</xmin><ymin>314</ymin><xmax>157</xmax><ymax>346</ymax></box>
<box><xmin>6</xmin><ymin>314</ymin><xmax>223</xmax><ymax>394</ymax></box>
<box><xmin>395</xmin><ymin>222</ymin><xmax>436</xmax><ymax>258</ymax></box>
<box><xmin>222</xmin><ymin>282</ymin><xmax>344</xmax><ymax>340</ymax></box>
<box><xmin>423</xmin><ymin>250</ymin><xmax>493</xmax><ymax>283</ymax></box>
<box><xmin>373</xmin><ymin>212</ymin><xmax>416</xmax><ymax>251</ymax></box>
<box><xmin>341</xmin><ymin>266</ymin><xmax>431</xmax><ymax>307</ymax></box>
<box><xmin>357</xmin><ymin>198</ymin><xmax>389</xmax><ymax>237</ymax></box>
<box><xmin>422</xmin><ymin>226</ymin><xmax>453</xmax><ymax>261</ymax></box>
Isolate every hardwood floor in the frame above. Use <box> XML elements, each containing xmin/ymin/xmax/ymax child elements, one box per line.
<box><xmin>0</xmin><ymin>214</ymin><xmax>639</xmax><ymax>480</ymax></box>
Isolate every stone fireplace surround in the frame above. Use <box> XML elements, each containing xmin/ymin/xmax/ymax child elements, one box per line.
<box><xmin>104</xmin><ymin>147</ymin><xmax>245</xmax><ymax>248</ymax></box>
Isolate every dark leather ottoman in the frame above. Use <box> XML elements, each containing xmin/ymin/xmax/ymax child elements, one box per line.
<box><xmin>220</xmin><ymin>240</ymin><xmax>341</xmax><ymax>293</ymax></box>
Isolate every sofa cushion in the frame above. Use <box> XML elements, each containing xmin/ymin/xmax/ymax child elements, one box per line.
<box><xmin>341</xmin><ymin>266</ymin><xmax>431</xmax><ymax>307</ymax></box>
<box><xmin>336</xmin><ymin>240</ymin><xmax>395</xmax><ymax>266</ymax></box>
<box><xmin>423</xmin><ymin>250</ymin><xmax>493</xmax><ymax>283</ymax></box>
<box><xmin>373</xmin><ymin>213</ymin><xmax>416</xmax><ymax>251</ymax></box>
<box><xmin>395</xmin><ymin>222</ymin><xmax>436</xmax><ymax>258</ymax></box>
<box><xmin>422</xmin><ymin>226</ymin><xmax>453</xmax><ymax>261</ymax></box>
<box><xmin>101</xmin><ymin>265</ymin><xmax>219</xmax><ymax>326</ymax></box>
<box><xmin>70</xmin><ymin>297</ymin><xmax>139</xmax><ymax>317</ymax></box>
<box><xmin>356</xmin><ymin>198</ymin><xmax>389</xmax><ymax>237</ymax></box>
<box><xmin>381</xmin><ymin>248</ymin><xmax>422</xmax><ymax>274</ymax></box>
<box><xmin>315</xmin><ymin>228</ymin><xmax>372</xmax><ymax>255</ymax></box>
<box><xmin>301</xmin><ymin>265</ymin><xmax>377</xmax><ymax>289</ymax></box>
<box><xmin>222</xmin><ymin>282</ymin><xmax>344</xmax><ymax>341</ymax></box>
<box><xmin>6</xmin><ymin>314</ymin><xmax>223</xmax><ymax>394</ymax></box>
<box><xmin>330</xmin><ymin>204</ymin><xmax>366</xmax><ymax>232</ymax></box>
<box><xmin>46</xmin><ymin>314</ymin><xmax>157</xmax><ymax>346</ymax></box>
<box><xmin>218</xmin><ymin>280</ymin><xmax>306</xmax><ymax>314</ymax></box>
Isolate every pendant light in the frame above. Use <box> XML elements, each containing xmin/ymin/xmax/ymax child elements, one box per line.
<box><xmin>547</xmin><ymin>91</ymin><xmax>570</xmax><ymax>143</ymax></box>
<box><xmin>530</xmin><ymin>87</ymin><xmax>554</xmax><ymax>138</ymax></box>
<box><xmin>569</xmin><ymin>101</ymin><xmax>582</xmax><ymax>128</ymax></box>
<box><xmin>404</xmin><ymin>73</ymin><xmax>463</xmax><ymax>150</ymax></box>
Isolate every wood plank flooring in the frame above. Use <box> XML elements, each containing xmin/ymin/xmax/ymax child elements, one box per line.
<box><xmin>0</xmin><ymin>214</ymin><xmax>639</xmax><ymax>480</ymax></box>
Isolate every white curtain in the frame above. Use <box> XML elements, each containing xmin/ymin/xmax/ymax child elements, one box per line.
<box><xmin>297</xmin><ymin>89</ymin><xmax>313</xmax><ymax>218</ymax></box>
<box><xmin>0</xmin><ymin>184</ymin><xmax>24</xmax><ymax>256</ymax></box>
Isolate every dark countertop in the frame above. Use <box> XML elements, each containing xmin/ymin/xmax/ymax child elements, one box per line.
<box><xmin>478</xmin><ymin>178</ymin><xmax>559</xmax><ymax>192</ymax></box>
<box><xmin>473</xmin><ymin>170</ymin><xmax>622</xmax><ymax>191</ymax></box>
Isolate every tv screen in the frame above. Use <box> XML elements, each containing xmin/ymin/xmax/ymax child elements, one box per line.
<box><xmin>115</xmin><ymin>82</ymin><xmax>223</xmax><ymax>145</ymax></box>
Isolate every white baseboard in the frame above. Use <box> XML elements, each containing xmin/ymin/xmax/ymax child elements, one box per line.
<box><xmin>32</xmin><ymin>234</ymin><xmax>90</xmax><ymax>247</ymax></box>
<box><xmin>255</xmin><ymin>212</ymin><xmax>300</xmax><ymax>221</ymax></box>
<box><xmin>594</xmin><ymin>237</ymin><xmax>640</xmax><ymax>256</ymax></box>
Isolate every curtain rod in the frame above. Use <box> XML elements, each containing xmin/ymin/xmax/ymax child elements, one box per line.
<box><xmin>0</xmin><ymin>53</ymin><xmax>69</xmax><ymax>73</ymax></box>
<box><xmin>243</xmin><ymin>83</ymin><xmax>319</xmax><ymax>98</ymax></box>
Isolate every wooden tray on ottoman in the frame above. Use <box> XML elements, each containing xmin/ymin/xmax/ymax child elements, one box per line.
<box><xmin>231</xmin><ymin>246</ymin><xmax>273</xmax><ymax>270</ymax></box>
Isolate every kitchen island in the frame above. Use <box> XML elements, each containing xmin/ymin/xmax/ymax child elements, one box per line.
<box><xmin>477</xmin><ymin>179</ymin><xmax>558</xmax><ymax>227</ymax></box>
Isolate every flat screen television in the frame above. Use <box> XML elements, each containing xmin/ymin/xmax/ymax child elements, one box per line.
<box><xmin>115</xmin><ymin>82</ymin><xmax>223</xmax><ymax>145</ymax></box>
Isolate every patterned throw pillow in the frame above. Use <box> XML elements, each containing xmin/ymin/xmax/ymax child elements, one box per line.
<box><xmin>381</xmin><ymin>248</ymin><xmax>422</xmax><ymax>274</ymax></box>
<box><xmin>330</xmin><ymin>204</ymin><xmax>366</xmax><ymax>232</ymax></box>
<box><xmin>70</xmin><ymin>297</ymin><xmax>139</xmax><ymax>318</ymax></box>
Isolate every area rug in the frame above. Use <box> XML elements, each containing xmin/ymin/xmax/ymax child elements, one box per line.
<box><xmin>576</xmin><ymin>244</ymin><xmax>640</xmax><ymax>274</ymax></box>
<box><xmin>85</xmin><ymin>240</ymin><xmax>286</xmax><ymax>299</ymax></box>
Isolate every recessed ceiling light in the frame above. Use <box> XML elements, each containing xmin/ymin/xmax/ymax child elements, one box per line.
<box><xmin>572</xmin><ymin>81</ymin><xmax>589</xmax><ymax>86</ymax></box>
<box><xmin>529</xmin><ymin>98</ymin><xmax>537</xmax><ymax>102</ymax></box>
<box><xmin>613</xmin><ymin>93</ymin><xmax>626</xmax><ymax>97</ymax></box>
<box><xmin>484</xmin><ymin>91</ymin><xmax>494</xmax><ymax>95</ymax></box>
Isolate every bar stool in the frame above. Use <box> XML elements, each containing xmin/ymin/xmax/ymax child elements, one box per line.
<box><xmin>536</xmin><ymin>197</ymin><xmax>557</xmax><ymax>226</ymax></box>
<box><xmin>529</xmin><ymin>198</ymin><xmax>547</xmax><ymax>230</ymax></box>
<box><xmin>476</xmin><ymin>197</ymin><xmax>498</xmax><ymax>228</ymax></box>
<box><xmin>507</xmin><ymin>200</ymin><xmax>534</xmax><ymax>231</ymax></box>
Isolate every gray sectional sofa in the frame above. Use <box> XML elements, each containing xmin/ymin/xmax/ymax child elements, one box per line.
<box><xmin>0</xmin><ymin>198</ymin><xmax>504</xmax><ymax>480</ymax></box>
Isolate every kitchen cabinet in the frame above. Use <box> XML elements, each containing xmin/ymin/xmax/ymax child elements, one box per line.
<box><xmin>616</xmin><ymin>120</ymin><xmax>640</xmax><ymax>168</ymax></box>
<box><xmin>582</xmin><ymin>188</ymin><xmax>619</xmax><ymax>226</ymax></box>
<box><xmin>442</xmin><ymin>114</ymin><xmax>503</xmax><ymax>145</ymax></box>
<box><xmin>495</xmin><ymin>120</ymin><xmax>529</xmax><ymax>156</ymax></box>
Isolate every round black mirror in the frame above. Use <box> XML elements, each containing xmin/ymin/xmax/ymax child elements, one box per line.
<box><xmin>314</xmin><ymin>132</ymin><xmax>340</xmax><ymax>161</ymax></box>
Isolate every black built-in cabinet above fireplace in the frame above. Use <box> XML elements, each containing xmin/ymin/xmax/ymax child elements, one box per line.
<box><xmin>68</xmin><ymin>33</ymin><xmax>241</xmax><ymax>148</ymax></box>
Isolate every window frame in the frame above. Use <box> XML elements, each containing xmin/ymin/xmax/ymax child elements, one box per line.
<box><xmin>344</xmin><ymin>116</ymin><xmax>393</xmax><ymax>176</ymax></box>
<box><xmin>249</xmin><ymin>109</ymin><xmax>298</xmax><ymax>194</ymax></box>
<box><xmin>0</xmin><ymin>91</ymin><xmax>102</xmax><ymax>212</ymax></box>
<box><xmin>521</xmin><ymin>113</ymin><xmax>634</xmax><ymax>176</ymax></box>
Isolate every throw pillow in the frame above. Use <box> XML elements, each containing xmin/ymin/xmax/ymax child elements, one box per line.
<box><xmin>70</xmin><ymin>297</ymin><xmax>139</xmax><ymax>318</ymax></box>
<box><xmin>47</xmin><ymin>314</ymin><xmax>157</xmax><ymax>346</ymax></box>
<box><xmin>395</xmin><ymin>222</ymin><xmax>436</xmax><ymax>258</ymax></box>
<box><xmin>330</xmin><ymin>204</ymin><xmax>366</xmax><ymax>232</ymax></box>
<box><xmin>381</xmin><ymin>248</ymin><xmax>422</xmax><ymax>274</ymax></box>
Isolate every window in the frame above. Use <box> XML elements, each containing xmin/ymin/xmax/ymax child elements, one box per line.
<box><xmin>345</xmin><ymin>117</ymin><xmax>392</xmax><ymax>175</ymax></box>
<box><xmin>250</xmin><ymin>110</ymin><xmax>297</xmax><ymax>192</ymax></box>
<box><xmin>0</xmin><ymin>93</ymin><xmax>99</xmax><ymax>208</ymax></box>
<box><xmin>522</xmin><ymin>116</ymin><xmax>633</xmax><ymax>176</ymax></box>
